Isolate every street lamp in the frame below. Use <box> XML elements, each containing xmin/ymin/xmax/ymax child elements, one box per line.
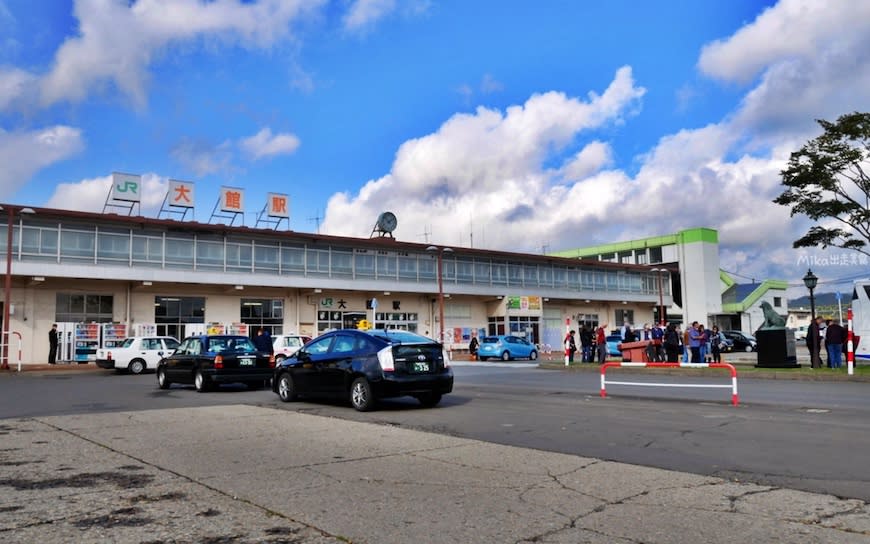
<box><xmin>426</xmin><ymin>245</ymin><xmax>453</xmax><ymax>344</ymax></box>
<box><xmin>651</xmin><ymin>268</ymin><xmax>668</xmax><ymax>326</ymax></box>
<box><xmin>802</xmin><ymin>268</ymin><xmax>819</xmax><ymax>368</ymax></box>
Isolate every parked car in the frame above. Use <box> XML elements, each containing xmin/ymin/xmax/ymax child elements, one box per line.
<box><xmin>272</xmin><ymin>334</ymin><xmax>312</xmax><ymax>362</ymax></box>
<box><xmin>156</xmin><ymin>334</ymin><xmax>275</xmax><ymax>392</ymax></box>
<box><xmin>96</xmin><ymin>336</ymin><xmax>180</xmax><ymax>374</ymax></box>
<box><xmin>717</xmin><ymin>337</ymin><xmax>734</xmax><ymax>352</ymax></box>
<box><xmin>721</xmin><ymin>330</ymin><xmax>757</xmax><ymax>352</ymax></box>
<box><xmin>791</xmin><ymin>326</ymin><xmax>808</xmax><ymax>341</ymax></box>
<box><xmin>477</xmin><ymin>335</ymin><xmax>538</xmax><ymax>361</ymax></box>
<box><xmin>272</xmin><ymin>329</ymin><xmax>453</xmax><ymax>411</ymax></box>
<box><xmin>605</xmin><ymin>334</ymin><xmax>623</xmax><ymax>356</ymax></box>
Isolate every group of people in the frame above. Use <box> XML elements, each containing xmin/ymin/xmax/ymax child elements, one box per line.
<box><xmin>620</xmin><ymin>320</ymin><xmax>727</xmax><ymax>364</ymax></box>
<box><xmin>563</xmin><ymin>323</ymin><xmax>611</xmax><ymax>364</ymax></box>
<box><xmin>806</xmin><ymin>316</ymin><xmax>848</xmax><ymax>369</ymax></box>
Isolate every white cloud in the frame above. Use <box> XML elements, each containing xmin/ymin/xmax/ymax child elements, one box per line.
<box><xmin>36</xmin><ymin>0</ymin><xmax>325</xmax><ymax>109</ymax></box>
<box><xmin>480</xmin><ymin>73</ymin><xmax>503</xmax><ymax>94</ymax></box>
<box><xmin>240</xmin><ymin>128</ymin><xmax>301</xmax><ymax>160</ymax></box>
<box><xmin>343</xmin><ymin>0</ymin><xmax>397</xmax><ymax>32</ymax></box>
<box><xmin>45</xmin><ymin>173</ymin><xmax>167</xmax><ymax>214</ymax></box>
<box><xmin>170</xmin><ymin>138</ymin><xmax>234</xmax><ymax>177</ymax></box>
<box><xmin>0</xmin><ymin>126</ymin><xmax>84</xmax><ymax>199</ymax></box>
<box><xmin>321</xmin><ymin>66</ymin><xmax>646</xmax><ymax>247</ymax></box>
<box><xmin>0</xmin><ymin>66</ymin><xmax>36</xmax><ymax>111</ymax></box>
<box><xmin>559</xmin><ymin>141</ymin><xmax>612</xmax><ymax>181</ymax></box>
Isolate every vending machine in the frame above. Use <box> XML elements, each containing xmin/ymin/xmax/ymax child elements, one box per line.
<box><xmin>74</xmin><ymin>323</ymin><xmax>101</xmax><ymax>363</ymax></box>
<box><xmin>134</xmin><ymin>323</ymin><xmax>157</xmax><ymax>337</ymax></box>
<box><xmin>101</xmin><ymin>323</ymin><xmax>128</xmax><ymax>349</ymax></box>
<box><xmin>56</xmin><ymin>322</ymin><xmax>77</xmax><ymax>363</ymax></box>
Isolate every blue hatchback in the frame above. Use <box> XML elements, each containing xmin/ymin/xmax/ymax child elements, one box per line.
<box><xmin>477</xmin><ymin>335</ymin><xmax>538</xmax><ymax>361</ymax></box>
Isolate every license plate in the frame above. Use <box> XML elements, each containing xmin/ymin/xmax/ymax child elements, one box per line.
<box><xmin>412</xmin><ymin>362</ymin><xmax>429</xmax><ymax>372</ymax></box>
<box><xmin>239</xmin><ymin>358</ymin><xmax>254</xmax><ymax>366</ymax></box>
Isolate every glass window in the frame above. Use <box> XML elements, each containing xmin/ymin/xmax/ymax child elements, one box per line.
<box><xmin>132</xmin><ymin>234</ymin><xmax>163</xmax><ymax>265</ymax></box>
<box><xmin>165</xmin><ymin>237</ymin><xmax>194</xmax><ymax>268</ymax></box>
<box><xmin>524</xmin><ymin>265</ymin><xmax>537</xmax><ymax>286</ymax></box>
<box><xmin>306</xmin><ymin>248</ymin><xmax>330</xmax><ymax>276</ymax></box>
<box><xmin>254</xmin><ymin>243</ymin><xmax>279</xmax><ymax>272</ymax></box>
<box><xmin>376</xmin><ymin>252</ymin><xmax>397</xmax><ymax>279</ymax></box>
<box><xmin>226</xmin><ymin>241</ymin><xmax>252</xmax><ymax>271</ymax></box>
<box><xmin>332</xmin><ymin>334</ymin><xmax>356</xmax><ymax>353</ymax></box>
<box><xmin>196</xmin><ymin>239</ymin><xmax>224</xmax><ymax>269</ymax></box>
<box><xmin>60</xmin><ymin>230</ymin><xmax>95</xmax><ymax>259</ymax></box>
<box><xmin>240</xmin><ymin>298</ymin><xmax>284</xmax><ymax>336</ymax></box>
<box><xmin>508</xmin><ymin>263</ymin><xmax>523</xmax><ymax>285</ymax></box>
<box><xmin>354</xmin><ymin>252</ymin><xmax>375</xmax><ymax>278</ymax></box>
<box><xmin>97</xmin><ymin>231</ymin><xmax>130</xmax><ymax>261</ymax></box>
<box><xmin>773</xmin><ymin>297</ymin><xmax>782</xmax><ymax>307</ymax></box>
<box><xmin>155</xmin><ymin>296</ymin><xmax>205</xmax><ymax>340</ymax></box>
<box><xmin>55</xmin><ymin>293</ymin><xmax>113</xmax><ymax>322</ymax></box>
<box><xmin>491</xmin><ymin>262</ymin><xmax>507</xmax><ymax>285</ymax></box>
<box><xmin>305</xmin><ymin>335</ymin><xmax>333</xmax><ymax>355</ymax></box>
<box><xmin>649</xmin><ymin>246</ymin><xmax>663</xmax><ymax>264</ymax></box>
<box><xmin>419</xmin><ymin>255</ymin><xmax>436</xmax><ymax>281</ymax></box>
<box><xmin>281</xmin><ymin>245</ymin><xmax>305</xmax><ymax>273</ymax></box>
<box><xmin>332</xmin><ymin>248</ymin><xmax>353</xmax><ymax>277</ymax></box>
<box><xmin>398</xmin><ymin>255</ymin><xmax>418</xmax><ymax>280</ymax></box>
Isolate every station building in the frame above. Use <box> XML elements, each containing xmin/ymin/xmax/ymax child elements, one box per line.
<box><xmin>553</xmin><ymin>227</ymin><xmax>789</xmax><ymax>331</ymax></box>
<box><xmin>0</xmin><ymin>203</ymin><xmax>674</xmax><ymax>366</ymax></box>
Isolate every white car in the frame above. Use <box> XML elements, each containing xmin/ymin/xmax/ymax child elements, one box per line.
<box><xmin>96</xmin><ymin>336</ymin><xmax>180</xmax><ymax>374</ymax></box>
<box><xmin>272</xmin><ymin>334</ymin><xmax>312</xmax><ymax>362</ymax></box>
<box><xmin>792</xmin><ymin>326</ymin><xmax>808</xmax><ymax>341</ymax></box>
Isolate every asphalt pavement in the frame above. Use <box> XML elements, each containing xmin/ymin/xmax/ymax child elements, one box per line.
<box><xmin>2</xmin><ymin>403</ymin><xmax>870</xmax><ymax>543</ymax></box>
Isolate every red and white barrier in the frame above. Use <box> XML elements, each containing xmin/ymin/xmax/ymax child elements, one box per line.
<box><xmin>847</xmin><ymin>308</ymin><xmax>854</xmax><ymax>376</ymax></box>
<box><xmin>12</xmin><ymin>331</ymin><xmax>21</xmax><ymax>372</ymax></box>
<box><xmin>600</xmin><ymin>362</ymin><xmax>739</xmax><ymax>406</ymax></box>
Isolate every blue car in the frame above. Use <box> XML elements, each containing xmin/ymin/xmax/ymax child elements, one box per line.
<box><xmin>477</xmin><ymin>335</ymin><xmax>538</xmax><ymax>361</ymax></box>
<box><xmin>605</xmin><ymin>334</ymin><xmax>623</xmax><ymax>356</ymax></box>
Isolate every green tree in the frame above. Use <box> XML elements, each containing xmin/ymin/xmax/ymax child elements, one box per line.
<box><xmin>774</xmin><ymin>112</ymin><xmax>870</xmax><ymax>257</ymax></box>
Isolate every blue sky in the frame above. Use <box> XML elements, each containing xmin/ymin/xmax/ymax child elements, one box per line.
<box><xmin>1</xmin><ymin>0</ymin><xmax>869</xmax><ymax>296</ymax></box>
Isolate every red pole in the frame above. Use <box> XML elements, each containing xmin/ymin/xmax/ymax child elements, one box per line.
<box><xmin>2</xmin><ymin>207</ymin><xmax>12</xmax><ymax>370</ymax></box>
<box><xmin>848</xmin><ymin>307</ymin><xmax>854</xmax><ymax>376</ymax></box>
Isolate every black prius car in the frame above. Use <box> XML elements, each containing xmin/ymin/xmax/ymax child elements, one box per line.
<box><xmin>156</xmin><ymin>334</ymin><xmax>275</xmax><ymax>392</ymax></box>
<box><xmin>272</xmin><ymin>329</ymin><xmax>453</xmax><ymax>411</ymax></box>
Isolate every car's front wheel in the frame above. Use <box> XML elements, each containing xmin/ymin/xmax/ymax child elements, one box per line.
<box><xmin>529</xmin><ymin>350</ymin><xmax>538</xmax><ymax>361</ymax></box>
<box><xmin>501</xmin><ymin>351</ymin><xmax>511</xmax><ymax>361</ymax></box>
<box><xmin>744</xmin><ymin>345</ymin><xmax>752</xmax><ymax>353</ymax></box>
<box><xmin>275</xmin><ymin>354</ymin><xmax>286</xmax><ymax>364</ymax></box>
<box><xmin>416</xmin><ymin>392</ymin><xmax>442</xmax><ymax>407</ymax></box>
<box><xmin>350</xmin><ymin>377</ymin><xmax>375</xmax><ymax>411</ymax></box>
<box><xmin>157</xmin><ymin>367</ymin><xmax>171</xmax><ymax>389</ymax></box>
<box><xmin>128</xmin><ymin>359</ymin><xmax>146</xmax><ymax>375</ymax></box>
<box><xmin>194</xmin><ymin>370</ymin><xmax>212</xmax><ymax>392</ymax></box>
<box><xmin>277</xmin><ymin>373</ymin><xmax>297</xmax><ymax>402</ymax></box>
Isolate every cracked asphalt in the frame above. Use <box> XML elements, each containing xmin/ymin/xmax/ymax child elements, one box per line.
<box><xmin>1</xmin><ymin>405</ymin><xmax>869</xmax><ymax>543</ymax></box>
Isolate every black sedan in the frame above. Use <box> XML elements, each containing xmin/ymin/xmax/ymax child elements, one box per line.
<box><xmin>272</xmin><ymin>329</ymin><xmax>453</xmax><ymax>411</ymax></box>
<box><xmin>156</xmin><ymin>334</ymin><xmax>275</xmax><ymax>392</ymax></box>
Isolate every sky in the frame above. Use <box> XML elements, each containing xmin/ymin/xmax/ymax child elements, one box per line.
<box><xmin>1</xmin><ymin>0</ymin><xmax>869</xmax><ymax>298</ymax></box>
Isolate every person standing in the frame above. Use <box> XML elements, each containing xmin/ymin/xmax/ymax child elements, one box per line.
<box><xmin>664</xmin><ymin>323</ymin><xmax>680</xmax><ymax>362</ymax></box>
<box><xmin>807</xmin><ymin>316</ymin><xmax>823</xmax><ymax>368</ymax></box>
<box><xmin>825</xmin><ymin>319</ymin><xmax>845</xmax><ymax>369</ymax></box>
<box><xmin>253</xmin><ymin>327</ymin><xmax>274</xmax><ymax>355</ymax></box>
<box><xmin>48</xmin><ymin>323</ymin><xmax>59</xmax><ymax>364</ymax></box>
<box><xmin>579</xmin><ymin>325</ymin><xmax>593</xmax><ymax>362</ymax></box>
<box><xmin>710</xmin><ymin>325</ymin><xmax>724</xmax><ymax>363</ymax></box>
<box><xmin>651</xmin><ymin>322</ymin><xmax>664</xmax><ymax>362</ymax></box>
<box><xmin>688</xmin><ymin>321</ymin><xmax>703</xmax><ymax>364</ymax></box>
<box><xmin>565</xmin><ymin>330</ymin><xmax>578</xmax><ymax>364</ymax></box>
<box><xmin>468</xmin><ymin>333</ymin><xmax>479</xmax><ymax>361</ymax></box>
<box><xmin>596</xmin><ymin>323</ymin><xmax>608</xmax><ymax>364</ymax></box>
<box><xmin>698</xmin><ymin>324</ymin><xmax>709</xmax><ymax>362</ymax></box>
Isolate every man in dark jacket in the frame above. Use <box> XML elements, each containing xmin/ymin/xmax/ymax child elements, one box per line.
<box><xmin>807</xmin><ymin>317</ymin><xmax>823</xmax><ymax>368</ymax></box>
<box><xmin>825</xmin><ymin>319</ymin><xmax>846</xmax><ymax>369</ymax></box>
<box><xmin>253</xmin><ymin>328</ymin><xmax>273</xmax><ymax>355</ymax></box>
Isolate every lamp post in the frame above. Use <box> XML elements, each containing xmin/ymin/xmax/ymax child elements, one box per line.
<box><xmin>651</xmin><ymin>268</ymin><xmax>667</xmax><ymax>326</ymax></box>
<box><xmin>803</xmin><ymin>268</ymin><xmax>819</xmax><ymax>368</ymax></box>
<box><xmin>426</xmin><ymin>245</ymin><xmax>453</xmax><ymax>344</ymax></box>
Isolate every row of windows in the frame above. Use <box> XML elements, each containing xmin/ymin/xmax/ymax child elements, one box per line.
<box><xmin>2</xmin><ymin>223</ymin><xmax>668</xmax><ymax>296</ymax></box>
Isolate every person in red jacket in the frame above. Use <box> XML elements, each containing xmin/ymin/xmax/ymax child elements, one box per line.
<box><xmin>595</xmin><ymin>323</ymin><xmax>608</xmax><ymax>364</ymax></box>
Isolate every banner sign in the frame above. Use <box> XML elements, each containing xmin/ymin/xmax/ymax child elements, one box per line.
<box><xmin>111</xmin><ymin>172</ymin><xmax>141</xmax><ymax>203</ymax></box>
<box><xmin>168</xmin><ymin>180</ymin><xmax>195</xmax><ymax>208</ymax></box>
<box><xmin>220</xmin><ymin>186</ymin><xmax>244</xmax><ymax>213</ymax></box>
<box><xmin>267</xmin><ymin>193</ymin><xmax>289</xmax><ymax>218</ymax></box>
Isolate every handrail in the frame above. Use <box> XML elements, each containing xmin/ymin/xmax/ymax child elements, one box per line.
<box><xmin>600</xmin><ymin>361</ymin><xmax>739</xmax><ymax>406</ymax></box>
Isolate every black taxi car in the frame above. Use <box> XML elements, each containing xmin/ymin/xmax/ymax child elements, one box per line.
<box><xmin>272</xmin><ymin>329</ymin><xmax>453</xmax><ymax>411</ymax></box>
<box><xmin>157</xmin><ymin>334</ymin><xmax>275</xmax><ymax>392</ymax></box>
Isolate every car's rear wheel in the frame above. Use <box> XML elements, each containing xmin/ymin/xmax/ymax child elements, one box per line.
<box><xmin>416</xmin><ymin>392</ymin><xmax>442</xmax><ymax>407</ymax></box>
<box><xmin>194</xmin><ymin>370</ymin><xmax>212</xmax><ymax>392</ymax></box>
<box><xmin>744</xmin><ymin>345</ymin><xmax>752</xmax><ymax>352</ymax></box>
<box><xmin>529</xmin><ymin>350</ymin><xmax>538</xmax><ymax>361</ymax></box>
<box><xmin>157</xmin><ymin>367</ymin><xmax>171</xmax><ymax>389</ymax></box>
<box><xmin>350</xmin><ymin>377</ymin><xmax>375</xmax><ymax>412</ymax></box>
<box><xmin>275</xmin><ymin>354</ymin><xmax>286</xmax><ymax>364</ymax></box>
<box><xmin>501</xmin><ymin>351</ymin><xmax>511</xmax><ymax>361</ymax></box>
<box><xmin>277</xmin><ymin>373</ymin><xmax>297</xmax><ymax>402</ymax></box>
<box><xmin>128</xmin><ymin>359</ymin><xmax>146</xmax><ymax>375</ymax></box>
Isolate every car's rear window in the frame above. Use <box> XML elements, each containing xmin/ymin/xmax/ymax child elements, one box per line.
<box><xmin>366</xmin><ymin>329</ymin><xmax>435</xmax><ymax>344</ymax></box>
<box><xmin>208</xmin><ymin>337</ymin><xmax>256</xmax><ymax>353</ymax></box>
<box><xmin>121</xmin><ymin>338</ymin><xmax>135</xmax><ymax>348</ymax></box>
<box><xmin>481</xmin><ymin>337</ymin><xmax>499</xmax><ymax>343</ymax></box>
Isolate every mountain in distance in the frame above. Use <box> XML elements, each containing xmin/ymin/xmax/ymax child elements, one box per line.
<box><xmin>789</xmin><ymin>291</ymin><xmax>846</xmax><ymax>308</ymax></box>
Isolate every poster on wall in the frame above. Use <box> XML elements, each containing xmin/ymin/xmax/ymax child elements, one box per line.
<box><xmin>506</xmin><ymin>295</ymin><xmax>543</xmax><ymax>315</ymax></box>
<box><xmin>207</xmin><ymin>322</ymin><xmax>225</xmax><ymax>335</ymax></box>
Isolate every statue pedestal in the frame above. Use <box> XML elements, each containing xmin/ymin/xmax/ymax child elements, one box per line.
<box><xmin>756</xmin><ymin>329</ymin><xmax>799</xmax><ymax>368</ymax></box>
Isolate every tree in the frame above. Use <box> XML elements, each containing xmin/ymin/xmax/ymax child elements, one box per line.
<box><xmin>774</xmin><ymin>112</ymin><xmax>870</xmax><ymax>257</ymax></box>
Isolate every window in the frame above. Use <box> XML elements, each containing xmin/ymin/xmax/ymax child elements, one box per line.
<box><xmin>55</xmin><ymin>293</ymin><xmax>114</xmax><ymax>323</ymax></box>
<box><xmin>240</xmin><ymin>298</ymin><xmax>284</xmax><ymax>336</ymax></box>
<box><xmin>773</xmin><ymin>297</ymin><xmax>782</xmax><ymax>308</ymax></box>
<box><xmin>155</xmin><ymin>296</ymin><xmax>205</xmax><ymax>339</ymax></box>
<box><xmin>649</xmin><ymin>246</ymin><xmax>663</xmax><ymax>264</ymax></box>
<box><xmin>333</xmin><ymin>335</ymin><xmax>356</xmax><ymax>353</ymax></box>
<box><xmin>615</xmin><ymin>309</ymin><xmax>634</xmax><ymax>326</ymax></box>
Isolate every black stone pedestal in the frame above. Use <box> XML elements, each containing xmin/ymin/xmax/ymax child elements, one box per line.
<box><xmin>755</xmin><ymin>328</ymin><xmax>799</xmax><ymax>368</ymax></box>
